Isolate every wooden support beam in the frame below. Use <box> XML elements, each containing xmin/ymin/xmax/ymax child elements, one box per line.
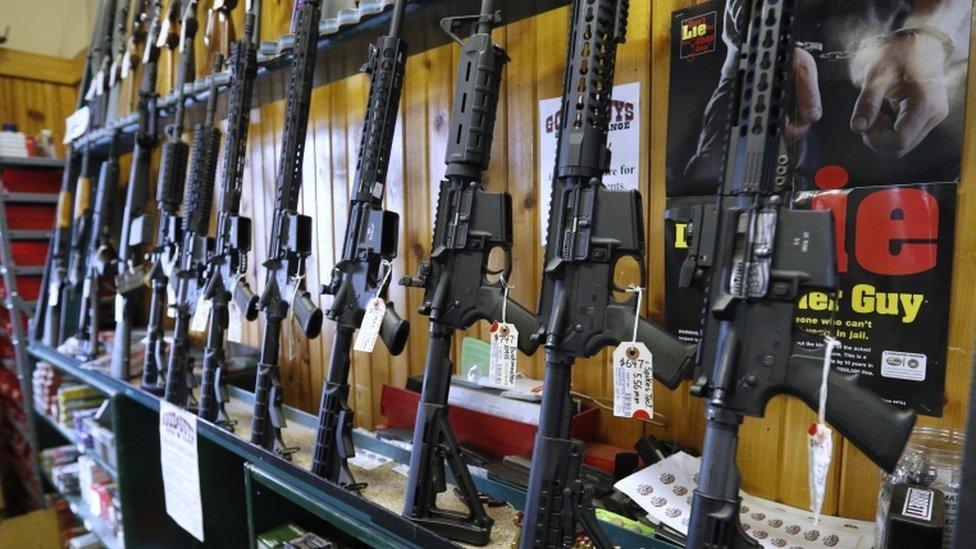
<box><xmin>0</xmin><ymin>47</ymin><xmax>83</xmax><ymax>85</ymax></box>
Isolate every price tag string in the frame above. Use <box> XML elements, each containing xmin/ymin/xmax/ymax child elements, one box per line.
<box><xmin>377</xmin><ymin>259</ymin><xmax>393</xmax><ymax>295</ymax></box>
<box><xmin>626</xmin><ymin>285</ymin><xmax>644</xmax><ymax>344</ymax></box>
<box><xmin>500</xmin><ymin>274</ymin><xmax>512</xmax><ymax>325</ymax></box>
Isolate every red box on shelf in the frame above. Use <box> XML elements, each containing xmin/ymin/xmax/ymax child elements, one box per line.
<box><xmin>380</xmin><ymin>384</ymin><xmax>599</xmax><ymax>461</ymax></box>
<box><xmin>6</xmin><ymin>203</ymin><xmax>55</xmax><ymax>230</ymax></box>
<box><xmin>11</xmin><ymin>240</ymin><xmax>49</xmax><ymax>266</ymax></box>
<box><xmin>0</xmin><ymin>275</ymin><xmax>42</xmax><ymax>300</ymax></box>
<box><xmin>0</xmin><ymin>167</ymin><xmax>62</xmax><ymax>194</ymax></box>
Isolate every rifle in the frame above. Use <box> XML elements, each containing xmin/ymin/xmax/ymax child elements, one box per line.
<box><xmin>311</xmin><ymin>0</ymin><xmax>409</xmax><ymax>489</ymax></box>
<box><xmin>163</xmin><ymin>54</ymin><xmax>223</xmax><ymax>406</ymax></box>
<box><xmin>75</xmin><ymin>133</ymin><xmax>121</xmax><ymax>360</ymax></box>
<box><xmin>520</xmin><ymin>1</ymin><xmax>696</xmax><ymax>546</ymax></box>
<box><xmin>199</xmin><ymin>0</ymin><xmax>260</xmax><ymax>428</ymax></box>
<box><xmin>110</xmin><ymin>0</ymin><xmax>163</xmax><ymax>380</ymax></box>
<box><xmin>249</xmin><ymin>0</ymin><xmax>323</xmax><ymax>458</ymax></box>
<box><xmin>398</xmin><ymin>2</ymin><xmax>534</xmax><ymax>544</ymax></box>
<box><xmin>673</xmin><ymin>2</ymin><xmax>917</xmax><ymax>546</ymax></box>
<box><xmin>86</xmin><ymin>0</ymin><xmax>120</xmax><ymax>129</ymax></box>
<box><xmin>142</xmin><ymin>0</ymin><xmax>200</xmax><ymax>393</ymax></box>
<box><xmin>105</xmin><ymin>0</ymin><xmax>134</xmax><ymax>122</ymax></box>
<box><xmin>36</xmin><ymin>0</ymin><xmax>116</xmax><ymax>347</ymax></box>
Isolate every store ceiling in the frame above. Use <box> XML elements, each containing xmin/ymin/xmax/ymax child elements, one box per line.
<box><xmin>0</xmin><ymin>0</ymin><xmax>98</xmax><ymax>59</ymax></box>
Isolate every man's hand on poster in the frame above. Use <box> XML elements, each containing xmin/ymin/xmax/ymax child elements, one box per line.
<box><xmin>786</xmin><ymin>47</ymin><xmax>823</xmax><ymax>143</ymax></box>
<box><xmin>850</xmin><ymin>31</ymin><xmax>950</xmax><ymax>159</ymax></box>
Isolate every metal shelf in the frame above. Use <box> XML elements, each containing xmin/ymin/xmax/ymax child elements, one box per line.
<box><xmin>40</xmin><ymin>468</ymin><xmax>123</xmax><ymax>549</ymax></box>
<box><xmin>3</xmin><ymin>192</ymin><xmax>58</xmax><ymax>204</ymax></box>
<box><xmin>71</xmin><ymin>0</ymin><xmax>569</xmax><ymax>157</ymax></box>
<box><xmin>10</xmin><ymin>229</ymin><xmax>52</xmax><ymax>240</ymax></box>
<box><xmin>34</xmin><ymin>406</ymin><xmax>119</xmax><ymax>478</ymax></box>
<box><xmin>0</xmin><ymin>156</ymin><xmax>64</xmax><ymax>169</ymax></box>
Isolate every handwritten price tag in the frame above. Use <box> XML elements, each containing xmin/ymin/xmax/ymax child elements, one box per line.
<box><xmin>489</xmin><ymin>322</ymin><xmax>519</xmax><ymax>388</ymax></box>
<box><xmin>353</xmin><ymin>297</ymin><xmax>385</xmax><ymax>353</ymax></box>
<box><xmin>190</xmin><ymin>294</ymin><xmax>211</xmax><ymax>333</ymax></box>
<box><xmin>612</xmin><ymin>342</ymin><xmax>654</xmax><ymax>419</ymax></box>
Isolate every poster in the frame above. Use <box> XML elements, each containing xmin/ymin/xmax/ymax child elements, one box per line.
<box><xmin>664</xmin><ymin>1</ymin><xmax>971</xmax><ymax>416</ymax></box>
<box><xmin>159</xmin><ymin>401</ymin><xmax>204</xmax><ymax>541</ymax></box>
<box><xmin>538</xmin><ymin>82</ymin><xmax>641</xmax><ymax>240</ymax></box>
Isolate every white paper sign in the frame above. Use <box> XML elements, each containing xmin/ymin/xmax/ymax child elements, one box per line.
<box><xmin>167</xmin><ymin>284</ymin><xmax>177</xmax><ymax>318</ymax></box>
<box><xmin>353</xmin><ymin>297</ymin><xmax>386</xmax><ymax>353</ymax></box>
<box><xmin>612</xmin><ymin>342</ymin><xmax>654</xmax><ymax>419</ymax></box>
<box><xmin>538</xmin><ymin>82</ymin><xmax>641</xmax><ymax>241</ymax></box>
<box><xmin>488</xmin><ymin>322</ymin><xmax>519</xmax><ymax>388</ymax></box>
<box><xmin>159</xmin><ymin>400</ymin><xmax>204</xmax><ymax>542</ymax></box>
<box><xmin>64</xmin><ymin>107</ymin><xmax>91</xmax><ymax>144</ymax></box>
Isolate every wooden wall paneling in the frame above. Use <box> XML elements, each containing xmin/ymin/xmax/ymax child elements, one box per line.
<box><xmin>384</xmin><ymin>73</ymin><xmax>410</xmax><ymax>399</ymax></box>
<box><xmin>401</xmin><ymin>49</ymin><xmax>433</xmax><ymax>379</ymax></box>
<box><xmin>504</xmin><ymin>15</ymin><xmax>542</xmax><ymax>381</ymax></box>
<box><xmin>308</xmin><ymin>80</ymin><xmax>335</xmax><ymax>420</ymax></box>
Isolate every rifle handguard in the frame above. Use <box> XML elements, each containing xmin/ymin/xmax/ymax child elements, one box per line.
<box><xmin>380</xmin><ymin>303</ymin><xmax>409</xmax><ymax>356</ymax></box>
<box><xmin>784</xmin><ymin>353</ymin><xmax>916</xmax><ymax>472</ymax></box>
<box><xmin>292</xmin><ymin>289</ymin><xmax>323</xmax><ymax>339</ymax></box>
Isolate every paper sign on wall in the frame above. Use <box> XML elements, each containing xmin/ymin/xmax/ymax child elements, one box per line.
<box><xmin>159</xmin><ymin>400</ymin><xmax>204</xmax><ymax>542</ymax></box>
<box><xmin>538</xmin><ymin>82</ymin><xmax>641</xmax><ymax>241</ymax></box>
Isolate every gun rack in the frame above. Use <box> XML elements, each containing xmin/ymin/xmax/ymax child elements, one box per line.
<box><xmin>26</xmin><ymin>342</ymin><xmax>670</xmax><ymax>548</ymax></box>
<box><xmin>72</xmin><ymin>0</ymin><xmax>570</xmax><ymax>157</ymax></box>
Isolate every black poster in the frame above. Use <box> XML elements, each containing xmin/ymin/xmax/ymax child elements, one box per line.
<box><xmin>664</xmin><ymin>1</ymin><xmax>970</xmax><ymax>416</ymax></box>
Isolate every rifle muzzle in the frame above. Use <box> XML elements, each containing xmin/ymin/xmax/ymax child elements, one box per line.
<box><xmin>380</xmin><ymin>303</ymin><xmax>409</xmax><ymax>356</ymax></box>
<box><xmin>292</xmin><ymin>290</ymin><xmax>323</xmax><ymax>339</ymax></box>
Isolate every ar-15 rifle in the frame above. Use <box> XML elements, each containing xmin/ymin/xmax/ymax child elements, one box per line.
<box><xmin>110</xmin><ymin>0</ymin><xmax>163</xmax><ymax>380</ymax></box>
<box><xmin>75</xmin><ymin>134</ymin><xmax>121</xmax><ymax>360</ymax></box>
<box><xmin>520</xmin><ymin>1</ymin><xmax>696</xmax><ymax>547</ymax></box>
<box><xmin>105</xmin><ymin>0</ymin><xmax>134</xmax><ymax>122</ymax></box>
<box><xmin>311</xmin><ymin>0</ymin><xmax>409</xmax><ymax>489</ymax></box>
<box><xmin>85</xmin><ymin>0</ymin><xmax>120</xmax><ymax>129</ymax></box>
<box><xmin>35</xmin><ymin>0</ymin><xmax>118</xmax><ymax>347</ymax></box>
<box><xmin>198</xmin><ymin>0</ymin><xmax>260</xmax><ymax>427</ymax></box>
<box><xmin>672</xmin><ymin>2</ymin><xmax>917</xmax><ymax>546</ymax></box>
<box><xmin>250</xmin><ymin>0</ymin><xmax>323</xmax><ymax>458</ymax></box>
<box><xmin>163</xmin><ymin>55</ymin><xmax>223</xmax><ymax>406</ymax></box>
<box><xmin>142</xmin><ymin>0</ymin><xmax>200</xmax><ymax>393</ymax></box>
<box><xmin>398</xmin><ymin>2</ymin><xmax>536</xmax><ymax>544</ymax></box>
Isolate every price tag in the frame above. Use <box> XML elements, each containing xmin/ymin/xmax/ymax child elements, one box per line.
<box><xmin>167</xmin><ymin>284</ymin><xmax>177</xmax><ymax>318</ymax></box>
<box><xmin>159</xmin><ymin>401</ymin><xmax>204</xmax><ymax>541</ymax></box>
<box><xmin>808</xmin><ymin>422</ymin><xmax>833</xmax><ymax>522</ymax></box>
<box><xmin>612</xmin><ymin>342</ymin><xmax>654</xmax><ymax>419</ymax></box>
<box><xmin>227</xmin><ymin>300</ymin><xmax>243</xmax><ymax>343</ymax></box>
<box><xmin>48</xmin><ymin>281</ymin><xmax>60</xmax><ymax>307</ymax></box>
<box><xmin>190</xmin><ymin>294</ymin><xmax>211</xmax><ymax>334</ymax></box>
<box><xmin>488</xmin><ymin>322</ymin><xmax>519</xmax><ymax>387</ymax></box>
<box><xmin>353</xmin><ymin>297</ymin><xmax>385</xmax><ymax>353</ymax></box>
<box><xmin>64</xmin><ymin>107</ymin><xmax>91</xmax><ymax>144</ymax></box>
<box><xmin>115</xmin><ymin>296</ymin><xmax>125</xmax><ymax>324</ymax></box>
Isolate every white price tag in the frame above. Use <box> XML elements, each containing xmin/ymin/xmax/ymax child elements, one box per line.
<box><xmin>612</xmin><ymin>342</ymin><xmax>654</xmax><ymax>419</ymax></box>
<box><xmin>488</xmin><ymin>322</ymin><xmax>519</xmax><ymax>388</ymax></box>
<box><xmin>159</xmin><ymin>401</ymin><xmax>204</xmax><ymax>541</ymax></box>
<box><xmin>808</xmin><ymin>422</ymin><xmax>833</xmax><ymax>522</ymax></box>
<box><xmin>114</xmin><ymin>296</ymin><xmax>124</xmax><ymax>324</ymax></box>
<box><xmin>227</xmin><ymin>300</ymin><xmax>243</xmax><ymax>343</ymax></box>
<box><xmin>64</xmin><ymin>107</ymin><xmax>91</xmax><ymax>144</ymax></box>
<box><xmin>190</xmin><ymin>294</ymin><xmax>211</xmax><ymax>333</ymax></box>
<box><xmin>353</xmin><ymin>297</ymin><xmax>386</xmax><ymax>353</ymax></box>
<box><xmin>49</xmin><ymin>281</ymin><xmax>60</xmax><ymax>307</ymax></box>
<box><xmin>166</xmin><ymin>284</ymin><xmax>177</xmax><ymax>318</ymax></box>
